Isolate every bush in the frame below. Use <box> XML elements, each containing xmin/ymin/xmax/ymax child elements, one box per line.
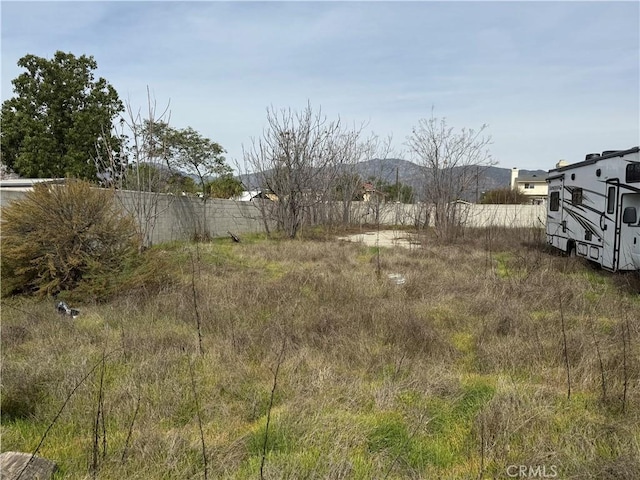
<box><xmin>481</xmin><ymin>187</ymin><xmax>529</xmax><ymax>204</ymax></box>
<box><xmin>1</xmin><ymin>180</ymin><xmax>139</xmax><ymax>297</ymax></box>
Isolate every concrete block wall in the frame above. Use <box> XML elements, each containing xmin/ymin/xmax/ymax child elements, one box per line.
<box><xmin>349</xmin><ymin>201</ymin><xmax>546</xmax><ymax>229</ymax></box>
<box><xmin>350</xmin><ymin>202</ymin><xmax>428</xmax><ymax>227</ymax></box>
<box><xmin>457</xmin><ymin>203</ymin><xmax>546</xmax><ymax>228</ymax></box>
<box><xmin>114</xmin><ymin>191</ymin><xmax>267</xmax><ymax>245</ymax></box>
<box><xmin>0</xmin><ymin>188</ymin><xmax>267</xmax><ymax>244</ymax></box>
<box><xmin>0</xmin><ymin>190</ymin><xmax>29</xmax><ymax>209</ymax></box>
<box><xmin>1</xmin><ymin>187</ymin><xmax>547</xmax><ymax>246</ymax></box>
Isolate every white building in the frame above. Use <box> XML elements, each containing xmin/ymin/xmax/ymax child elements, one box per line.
<box><xmin>510</xmin><ymin>168</ymin><xmax>548</xmax><ymax>204</ymax></box>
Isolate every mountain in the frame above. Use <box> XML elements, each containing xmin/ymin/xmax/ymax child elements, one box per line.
<box><xmin>238</xmin><ymin>158</ymin><xmax>548</xmax><ymax>202</ymax></box>
<box><xmin>353</xmin><ymin>158</ymin><xmax>547</xmax><ymax>195</ymax></box>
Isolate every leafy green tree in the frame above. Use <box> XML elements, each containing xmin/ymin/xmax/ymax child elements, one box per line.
<box><xmin>0</xmin><ymin>51</ymin><xmax>123</xmax><ymax>180</ymax></box>
<box><xmin>383</xmin><ymin>181</ymin><xmax>414</xmax><ymax>204</ymax></box>
<box><xmin>121</xmin><ymin>162</ymin><xmax>198</xmax><ymax>194</ymax></box>
<box><xmin>168</xmin><ymin>172</ymin><xmax>199</xmax><ymax>194</ymax></box>
<box><xmin>170</xmin><ymin>126</ymin><xmax>229</xmax><ymax>195</ymax></box>
<box><xmin>139</xmin><ymin>121</ymin><xmax>229</xmax><ymax>197</ymax></box>
<box><xmin>480</xmin><ymin>187</ymin><xmax>529</xmax><ymax>204</ymax></box>
<box><xmin>368</xmin><ymin>176</ymin><xmax>415</xmax><ymax>203</ymax></box>
<box><xmin>206</xmin><ymin>174</ymin><xmax>243</xmax><ymax>199</ymax></box>
<box><xmin>122</xmin><ymin>163</ymin><xmax>167</xmax><ymax>192</ymax></box>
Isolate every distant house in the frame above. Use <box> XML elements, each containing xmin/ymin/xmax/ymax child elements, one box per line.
<box><xmin>362</xmin><ymin>182</ymin><xmax>387</xmax><ymax>203</ymax></box>
<box><xmin>510</xmin><ymin>169</ymin><xmax>547</xmax><ymax>204</ymax></box>
<box><xmin>231</xmin><ymin>190</ymin><xmax>278</xmax><ymax>202</ymax></box>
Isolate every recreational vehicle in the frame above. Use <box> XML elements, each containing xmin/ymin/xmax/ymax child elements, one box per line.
<box><xmin>546</xmin><ymin>146</ymin><xmax>640</xmax><ymax>271</ymax></box>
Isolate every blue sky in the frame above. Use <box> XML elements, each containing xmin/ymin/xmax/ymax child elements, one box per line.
<box><xmin>1</xmin><ymin>1</ymin><xmax>639</xmax><ymax>172</ymax></box>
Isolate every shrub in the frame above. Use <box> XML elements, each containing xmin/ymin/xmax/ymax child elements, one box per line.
<box><xmin>481</xmin><ymin>187</ymin><xmax>530</xmax><ymax>204</ymax></box>
<box><xmin>1</xmin><ymin>180</ymin><xmax>139</xmax><ymax>297</ymax></box>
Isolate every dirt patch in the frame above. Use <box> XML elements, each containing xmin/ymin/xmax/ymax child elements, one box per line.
<box><xmin>336</xmin><ymin>230</ymin><xmax>420</xmax><ymax>249</ymax></box>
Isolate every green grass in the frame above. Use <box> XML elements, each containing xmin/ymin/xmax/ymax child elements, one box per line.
<box><xmin>1</xmin><ymin>230</ymin><xmax>639</xmax><ymax>479</ymax></box>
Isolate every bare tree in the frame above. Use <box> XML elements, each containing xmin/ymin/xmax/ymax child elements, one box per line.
<box><xmin>243</xmin><ymin>103</ymin><xmax>348</xmax><ymax>238</ymax></box>
<box><xmin>406</xmin><ymin>112</ymin><xmax>495</xmax><ymax>242</ymax></box>
<box><xmin>94</xmin><ymin>88</ymin><xmax>174</xmax><ymax>249</ymax></box>
<box><xmin>139</xmin><ymin>121</ymin><xmax>231</xmax><ymax>239</ymax></box>
<box><xmin>333</xmin><ymin>131</ymin><xmax>393</xmax><ymax>226</ymax></box>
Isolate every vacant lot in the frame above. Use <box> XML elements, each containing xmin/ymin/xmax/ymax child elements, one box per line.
<box><xmin>2</xmin><ymin>229</ymin><xmax>639</xmax><ymax>479</ymax></box>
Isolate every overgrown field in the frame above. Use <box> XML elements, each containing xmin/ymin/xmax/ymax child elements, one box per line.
<box><xmin>2</xmin><ymin>229</ymin><xmax>639</xmax><ymax>479</ymax></box>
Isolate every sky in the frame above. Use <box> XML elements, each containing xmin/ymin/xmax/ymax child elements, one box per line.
<box><xmin>1</xmin><ymin>1</ymin><xmax>639</xmax><ymax>173</ymax></box>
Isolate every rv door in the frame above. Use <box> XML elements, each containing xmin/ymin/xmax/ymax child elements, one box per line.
<box><xmin>618</xmin><ymin>193</ymin><xmax>640</xmax><ymax>271</ymax></box>
<box><xmin>601</xmin><ymin>181</ymin><xmax>619</xmax><ymax>270</ymax></box>
<box><xmin>546</xmin><ymin>176</ymin><xmax>565</xmax><ymax>251</ymax></box>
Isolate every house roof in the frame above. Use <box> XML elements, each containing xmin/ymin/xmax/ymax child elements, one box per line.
<box><xmin>515</xmin><ymin>174</ymin><xmax>547</xmax><ymax>183</ymax></box>
<box><xmin>362</xmin><ymin>182</ymin><xmax>386</xmax><ymax>196</ymax></box>
<box><xmin>231</xmin><ymin>190</ymin><xmax>277</xmax><ymax>201</ymax></box>
<box><xmin>232</xmin><ymin>190</ymin><xmax>260</xmax><ymax>202</ymax></box>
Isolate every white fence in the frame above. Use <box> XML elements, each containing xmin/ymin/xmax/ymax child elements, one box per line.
<box><xmin>350</xmin><ymin>202</ymin><xmax>546</xmax><ymax>229</ymax></box>
<box><xmin>455</xmin><ymin>203</ymin><xmax>546</xmax><ymax>228</ymax></box>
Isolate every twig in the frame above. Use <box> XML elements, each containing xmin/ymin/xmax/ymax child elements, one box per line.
<box><xmin>622</xmin><ymin>317</ymin><xmax>630</xmax><ymax>413</ymax></box>
<box><xmin>260</xmin><ymin>338</ymin><xmax>286</xmax><ymax>480</ymax></box>
<box><xmin>478</xmin><ymin>420</ymin><xmax>485</xmax><ymax>480</ymax></box>
<box><xmin>559</xmin><ymin>295</ymin><xmax>571</xmax><ymax>400</ymax></box>
<box><xmin>591</xmin><ymin>327</ymin><xmax>607</xmax><ymax>403</ymax></box>
<box><xmin>190</xmin><ymin>249</ymin><xmax>204</xmax><ymax>356</ymax></box>
<box><xmin>188</xmin><ymin>356</ymin><xmax>208</xmax><ymax>480</ymax></box>
<box><xmin>376</xmin><ymin>204</ymin><xmax>381</xmax><ymax>279</ymax></box>
<box><xmin>121</xmin><ymin>386</ymin><xmax>141</xmax><ymax>464</ymax></box>
<box><xmin>91</xmin><ymin>350</ymin><xmax>107</xmax><ymax>478</ymax></box>
<box><xmin>120</xmin><ymin>322</ymin><xmax>129</xmax><ymax>362</ymax></box>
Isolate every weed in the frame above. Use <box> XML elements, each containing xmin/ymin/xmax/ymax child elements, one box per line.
<box><xmin>1</xmin><ymin>231</ymin><xmax>638</xmax><ymax>478</ymax></box>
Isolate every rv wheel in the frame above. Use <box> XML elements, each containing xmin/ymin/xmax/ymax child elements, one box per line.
<box><xmin>567</xmin><ymin>244</ymin><xmax>577</xmax><ymax>257</ymax></box>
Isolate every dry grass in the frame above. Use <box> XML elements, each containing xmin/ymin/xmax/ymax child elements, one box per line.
<box><xmin>1</xmin><ymin>228</ymin><xmax>639</xmax><ymax>479</ymax></box>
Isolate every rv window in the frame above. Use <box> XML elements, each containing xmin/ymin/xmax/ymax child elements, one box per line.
<box><xmin>623</xmin><ymin>207</ymin><xmax>637</xmax><ymax>225</ymax></box>
<box><xmin>571</xmin><ymin>188</ymin><xmax>583</xmax><ymax>206</ymax></box>
<box><xmin>626</xmin><ymin>163</ymin><xmax>640</xmax><ymax>183</ymax></box>
<box><xmin>550</xmin><ymin>192</ymin><xmax>560</xmax><ymax>211</ymax></box>
<box><xmin>607</xmin><ymin>187</ymin><xmax>616</xmax><ymax>214</ymax></box>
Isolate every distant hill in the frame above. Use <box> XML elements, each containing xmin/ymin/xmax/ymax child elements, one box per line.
<box><xmin>238</xmin><ymin>158</ymin><xmax>547</xmax><ymax>202</ymax></box>
<box><xmin>352</xmin><ymin>158</ymin><xmax>547</xmax><ymax>198</ymax></box>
